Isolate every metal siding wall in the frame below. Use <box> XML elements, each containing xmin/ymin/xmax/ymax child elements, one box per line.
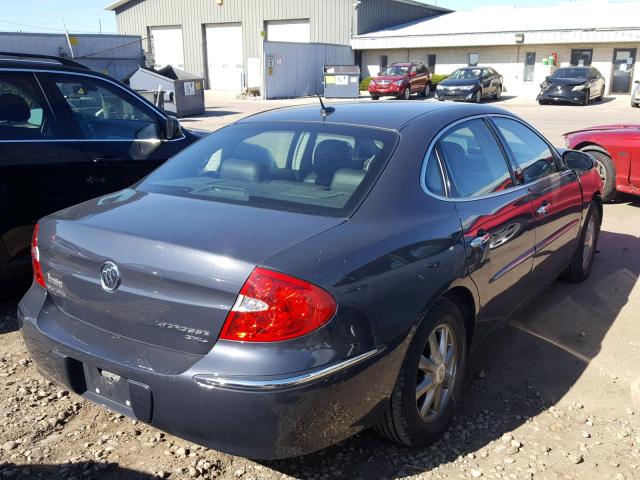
<box><xmin>114</xmin><ymin>0</ymin><xmax>354</xmax><ymax>82</ymax></box>
<box><xmin>263</xmin><ymin>41</ymin><xmax>353</xmax><ymax>99</ymax></box>
<box><xmin>356</xmin><ymin>0</ymin><xmax>444</xmax><ymax>35</ymax></box>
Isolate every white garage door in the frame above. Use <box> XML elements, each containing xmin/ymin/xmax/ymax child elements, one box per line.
<box><xmin>150</xmin><ymin>26</ymin><xmax>184</xmax><ymax>70</ymax></box>
<box><xmin>205</xmin><ymin>23</ymin><xmax>243</xmax><ymax>91</ymax></box>
<box><xmin>266</xmin><ymin>19</ymin><xmax>310</xmax><ymax>43</ymax></box>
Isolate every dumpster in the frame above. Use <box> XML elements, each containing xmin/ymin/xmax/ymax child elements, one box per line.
<box><xmin>323</xmin><ymin>65</ymin><xmax>360</xmax><ymax>99</ymax></box>
<box><xmin>128</xmin><ymin>66</ymin><xmax>205</xmax><ymax>117</ymax></box>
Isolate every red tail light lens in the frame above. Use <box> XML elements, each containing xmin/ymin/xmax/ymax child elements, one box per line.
<box><xmin>220</xmin><ymin>268</ymin><xmax>337</xmax><ymax>342</ymax></box>
<box><xmin>31</xmin><ymin>224</ymin><xmax>46</xmax><ymax>289</ymax></box>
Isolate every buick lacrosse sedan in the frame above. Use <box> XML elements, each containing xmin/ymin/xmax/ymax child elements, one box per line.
<box><xmin>19</xmin><ymin>102</ymin><xmax>602</xmax><ymax>459</ymax></box>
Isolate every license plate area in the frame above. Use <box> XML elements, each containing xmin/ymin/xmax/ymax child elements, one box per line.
<box><xmin>83</xmin><ymin>364</ymin><xmax>131</xmax><ymax>408</ymax></box>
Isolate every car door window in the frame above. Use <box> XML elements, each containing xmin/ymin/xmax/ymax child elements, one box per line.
<box><xmin>51</xmin><ymin>75</ymin><xmax>161</xmax><ymax>141</ymax></box>
<box><xmin>436</xmin><ymin>118</ymin><xmax>514</xmax><ymax>198</ymax></box>
<box><xmin>424</xmin><ymin>150</ymin><xmax>446</xmax><ymax>196</ymax></box>
<box><xmin>492</xmin><ymin>117</ymin><xmax>558</xmax><ymax>184</ymax></box>
<box><xmin>0</xmin><ymin>73</ymin><xmax>56</xmax><ymax>140</ymax></box>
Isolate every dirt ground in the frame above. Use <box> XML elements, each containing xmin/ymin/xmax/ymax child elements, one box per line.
<box><xmin>1</xmin><ymin>96</ymin><xmax>639</xmax><ymax>480</ymax></box>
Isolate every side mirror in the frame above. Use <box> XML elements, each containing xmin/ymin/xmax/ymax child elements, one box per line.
<box><xmin>164</xmin><ymin>115</ymin><xmax>181</xmax><ymax>140</ymax></box>
<box><xmin>563</xmin><ymin>150</ymin><xmax>594</xmax><ymax>171</ymax></box>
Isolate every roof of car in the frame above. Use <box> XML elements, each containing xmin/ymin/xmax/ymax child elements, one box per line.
<box><xmin>0</xmin><ymin>58</ymin><xmax>91</xmax><ymax>74</ymax></box>
<box><xmin>236</xmin><ymin>101</ymin><xmax>509</xmax><ymax>131</ymax></box>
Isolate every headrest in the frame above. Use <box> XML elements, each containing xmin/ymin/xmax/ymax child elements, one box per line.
<box><xmin>312</xmin><ymin>140</ymin><xmax>353</xmax><ymax>185</ymax></box>
<box><xmin>232</xmin><ymin>142</ymin><xmax>276</xmax><ymax>169</ymax></box>
<box><xmin>0</xmin><ymin>94</ymin><xmax>30</xmax><ymax>122</ymax></box>
<box><xmin>219</xmin><ymin>158</ymin><xmax>265</xmax><ymax>183</ymax></box>
<box><xmin>330</xmin><ymin>168</ymin><xmax>366</xmax><ymax>192</ymax></box>
<box><xmin>440</xmin><ymin>141</ymin><xmax>465</xmax><ymax>162</ymax></box>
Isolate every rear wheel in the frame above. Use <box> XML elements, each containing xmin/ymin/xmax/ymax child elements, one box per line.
<box><xmin>403</xmin><ymin>88</ymin><xmax>411</xmax><ymax>100</ymax></box>
<box><xmin>562</xmin><ymin>201</ymin><xmax>600</xmax><ymax>282</ymax></box>
<box><xmin>421</xmin><ymin>83</ymin><xmax>431</xmax><ymax>98</ymax></box>
<box><xmin>371</xmin><ymin>95</ymin><xmax>380</xmax><ymax>101</ymax></box>
<box><xmin>583</xmin><ymin>89</ymin><xmax>590</xmax><ymax>106</ymax></box>
<box><xmin>376</xmin><ymin>298</ymin><xmax>467</xmax><ymax>447</ymax></box>
<box><xmin>582</xmin><ymin>149</ymin><xmax>616</xmax><ymax>201</ymax></box>
<box><xmin>474</xmin><ymin>90</ymin><xmax>482</xmax><ymax>103</ymax></box>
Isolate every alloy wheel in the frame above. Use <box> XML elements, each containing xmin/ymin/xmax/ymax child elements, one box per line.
<box><xmin>582</xmin><ymin>215</ymin><xmax>596</xmax><ymax>271</ymax></box>
<box><xmin>415</xmin><ymin>324</ymin><xmax>457</xmax><ymax>422</ymax></box>
<box><xmin>404</xmin><ymin>88</ymin><xmax>411</xmax><ymax>100</ymax></box>
<box><xmin>595</xmin><ymin>160</ymin><xmax>607</xmax><ymax>185</ymax></box>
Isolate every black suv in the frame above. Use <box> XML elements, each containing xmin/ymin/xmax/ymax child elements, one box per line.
<box><xmin>0</xmin><ymin>52</ymin><xmax>204</xmax><ymax>283</ymax></box>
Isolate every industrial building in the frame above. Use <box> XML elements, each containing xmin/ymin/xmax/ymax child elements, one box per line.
<box><xmin>106</xmin><ymin>0</ymin><xmax>449</xmax><ymax>96</ymax></box>
<box><xmin>352</xmin><ymin>1</ymin><xmax>640</xmax><ymax>97</ymax></box>
<box><xmin>0</xmin><ymin>32</ymin><xmax>143</xmax><ymax>80</ymax></box>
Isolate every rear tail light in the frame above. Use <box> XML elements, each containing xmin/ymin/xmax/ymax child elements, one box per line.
<box><xmin>220</xmin><ymin>268</ymin><xmax>337</xmax><ymax>342</ymax></box>
<box><xmin>31</xmin><ymin>224</ymin><xmax>46</xmax><ymax>289</ymax></box>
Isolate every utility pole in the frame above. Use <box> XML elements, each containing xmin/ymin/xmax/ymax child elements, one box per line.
<box><xmin>99</xmin><ymin>19</ymin><xmax>102</xmax><ymax>34</ymax></box>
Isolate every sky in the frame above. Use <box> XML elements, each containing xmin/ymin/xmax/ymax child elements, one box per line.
<box><xmin>0</xmin><ymin>0</ymin><xmax>614</xmax><ymax>35</ymax></box>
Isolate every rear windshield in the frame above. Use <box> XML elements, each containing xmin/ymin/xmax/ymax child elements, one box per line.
<box><xmin>552</xmin><ymin>68</ymin><xmax>588</xmax><ymax>79</ymax></box>
<box><xmin>139</xmin><ymin>122</ymin><xmax>398</xmax><ymax>217</ymax></box>
<box><xmin>450</xmin><ymin>69</ymin><xmax>482</xmax><ymax>79</ymax></box>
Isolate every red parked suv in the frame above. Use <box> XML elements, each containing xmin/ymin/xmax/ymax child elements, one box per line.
<box><xmin>368</xmin><ymin>62</ymin><xmax>431</xmax><ymax>100</ymax></box>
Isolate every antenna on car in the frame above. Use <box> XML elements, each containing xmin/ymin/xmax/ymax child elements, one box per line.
<box><xmin>318</xmin><ymin>95</ymin><xmax>335</xmax><ymax>120</ymax></box>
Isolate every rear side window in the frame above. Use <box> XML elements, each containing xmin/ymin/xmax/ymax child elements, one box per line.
<box><xmin>436</xmin><ymin>119</ymin><xmax>514</xmax><ymax>198</ymax></box>
<box><xmin>0</xmin><ymin>73</ymin><xmax>56</xmax><ymax>140</ymax></box>
<box><xmin>51</xmin><ymin>75</ymin><xmax>161</xmax><ymax>140</ymax></box>
<box><xmin>140</xmin><ymin>123</ymin><xmax>398</xmax><ymax>217</ymax></box>
<box><xmin>492</xmin><ymin>118</ymin><xmax>558</xmax><ymax>184</ymax></box>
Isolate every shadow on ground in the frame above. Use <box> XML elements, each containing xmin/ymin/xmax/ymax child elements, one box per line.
<box><xmin>0</xmin><ymin>462</ymin><xmax>158</xmax><ymax>479</ymax></box>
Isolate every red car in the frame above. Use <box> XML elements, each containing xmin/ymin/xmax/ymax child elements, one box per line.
<box><xmin>368</xmin><ymin>62</ymin><xmax>431</xmax><ymax>100</ymax></box>
<box><xmin>564</xmin><ymin>124</ymin><xmax>640</xmax><ymax>201</ymax></box>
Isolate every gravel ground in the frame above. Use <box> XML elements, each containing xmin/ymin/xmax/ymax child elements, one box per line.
<box><xmin>1</xmin><ymin>97</ymin><xmax>639</xmax><ymax>480</ymax></box>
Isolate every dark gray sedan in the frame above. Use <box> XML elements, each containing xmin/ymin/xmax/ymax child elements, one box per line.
<box><xmin>19</xmin><ymin>102</ymin><xmax>603</xmax><ymax>459</ymax></box>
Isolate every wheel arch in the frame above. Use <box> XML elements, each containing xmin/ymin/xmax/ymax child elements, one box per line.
<box><xmin>441</xmin><ymin>285</ymin><xmax>477</xmax><ymax>351</ymax></box>
<box><xmin>574</xmin><ymin>142</ymin><xmax>610</xmax><ymax>157</ymax></box>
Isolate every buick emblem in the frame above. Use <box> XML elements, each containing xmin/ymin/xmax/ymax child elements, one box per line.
<box><xmin>100</xmin><ymin>261</ymin><xmax>121</xmax><ymax>293</ymax></box>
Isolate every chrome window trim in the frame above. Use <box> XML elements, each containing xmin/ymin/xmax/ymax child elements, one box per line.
<box><xmin>420</xmin><ymin>113</ymin><xmax>567</xmax><ymax>203</ymax></box>
<box><xmin>192</xmin><ymin>348</ymin><xmax>381</xmax><ymax>392</ymax></box>
<box><xmin>0</xmin><ymin>67</ymin><xmax>187</xmax><ymax>143</ymax></box>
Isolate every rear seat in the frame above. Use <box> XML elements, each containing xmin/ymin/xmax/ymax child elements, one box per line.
<box><xmin>330</xmin><ymin>169</ymin><xmax>366</xmax><ymax>192</ymax></box>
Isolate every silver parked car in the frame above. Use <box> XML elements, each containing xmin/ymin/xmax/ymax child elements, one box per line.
<box><xmin>631</xmin><ymin>80</ymin><xmax>640</xmax><ymax>107</ymax></box>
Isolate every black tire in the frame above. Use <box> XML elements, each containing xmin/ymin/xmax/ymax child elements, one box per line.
<box><xmin>421</xmin><ymin>83</ymin><xmax>430</xmax><ymax>98</ymax></box>
<box><xmin>474</xmin><ymin>90</ymin><xmax>482</xmax><ymax>103</ymax></box>
<box><xmin>371</xmin><ymin>96</ymin><xmax>380</xmax><ymax>101</ymax></box>
<box><xmin>583</xmin><ymin>89</ymin><xmax>590</xmax><ymax>106</ymax></box>
<box><xmin>562</xmin><ymin>201</ymin><xmax>601</xmax><ymax>283</ymax></box>
<box><xmin>597</xmin><ymin>86</ymin><xmax>605</xmax><ymax>101</ymax></box>
<box><xmin>376</xmin><ymin>298</ymin><xmax>467</xmax><ymax>447</ymax></box>
<box><xmin>402</xmin><ymin>88</ymin><xmax>411</xmax><ymax>100</ymax></box>
<box><xmin>492</xmin><ymin>84</ymin><xmax>502</xmax><ymax>100</ymax></box>
<box><xmin>538</xmin><ymin>99</ymin><xmax>547</xmax><ymax>105</ymax></box>
<box><xmin>582</xmin><ymin>149</ymin><xmax>616</xmax><ymax>201</ymax></box>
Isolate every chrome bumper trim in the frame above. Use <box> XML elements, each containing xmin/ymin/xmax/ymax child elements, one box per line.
<box><xmin>193</xmin><ymin>348</ymin><xmax>381</xmax><ymax>391</ymax></box>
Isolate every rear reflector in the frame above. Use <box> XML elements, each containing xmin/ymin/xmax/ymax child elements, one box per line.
<box><xmin>220</xmin><ymin>268</ymin><xmax>337</xmax><ymax>342</ymax></box>
<box><xmin>31</xmin><ymin>224</ymin><xmax>46</xmax><ymax>289</ymax></box>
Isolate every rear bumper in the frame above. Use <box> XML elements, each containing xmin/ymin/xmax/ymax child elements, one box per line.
<box><xmin>18</xmin><ymin>288</ymin><xmax>403</xmax><ymax>459</ymax></box>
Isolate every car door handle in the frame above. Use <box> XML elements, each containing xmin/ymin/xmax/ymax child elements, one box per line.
<box><xmin>470</xmin><ymin>232</ymin><xmax>492</xmax><ymax>249</ymax></box>
<box><xmin>93</xmin><ymin>156</ymin><xmax>123</xmax><ymax>163</ymax></box>
<box><xmin>536</xmin><ymin>200</ymin><xmax>551</xmax><ymax>216</ymax></box>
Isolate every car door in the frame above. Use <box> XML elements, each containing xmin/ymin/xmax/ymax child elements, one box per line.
<box><xmin>0</xmin><ymin>71</ymin><xmax>88</xmax><ymax>273</ymax></box>
<box><xmin>491</xmin><ymin>116</ymin><xmax>583</xmax><ymax>291</ymax></box>
<box><xmin>479</xmin><ymin>69</ymin><xmax>493</xmax><ymax>97</ymax></box>
<box><xmin>42</xmin><ymin>73</ymin><xmax>184</xmax><ymax>198</ymax></box>
<box><xmin>433</xmin><ymin>117</ymin><xmax>536</xmax><ymax>337</ymax></box>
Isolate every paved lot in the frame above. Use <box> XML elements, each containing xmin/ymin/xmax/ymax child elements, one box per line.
<box><xmin>182</xmin><ymin>92</ymin><xmax>640</xmax><ymax>147</ymax></box>
<box><xmin>0</xmin><ymin>94</ymin><xmax>639</xmax><ymax>480</ymax></box>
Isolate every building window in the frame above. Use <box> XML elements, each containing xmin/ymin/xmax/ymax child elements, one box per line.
<box><xmin>468</xmin><ymin>53</ymin><xmax>479</xmax><ymax>66</ymax></box>
<box><xmin>524</xmin><ymin>52</ymin><xmax>536</xmax><ymax>82</ymax></box>
<box><xmin>379</xmin><ymin>55</ymin><xmax>388</xmax><ymax>72</ymax></box>
<box><xmin>571</xmin><ymin>49</ymin><xmax>593</xmax><ymax>66</ymax></box>
<box><xmin>427</xmin><ymin>54</ymin><xmax>436</xmax><ymax>73</ymax></box>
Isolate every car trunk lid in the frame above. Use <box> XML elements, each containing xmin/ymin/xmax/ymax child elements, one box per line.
<box><xmin>38</xmin><ymin>191</ymin><xmax>343</xmax><ymax>354</ymax></box>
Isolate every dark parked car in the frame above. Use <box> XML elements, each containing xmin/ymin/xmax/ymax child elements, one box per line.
<box><xmin>435</xmin><ymin>67</ymin><xmax>503</xmax><ymax>103</ymax></box>
<box><xmin>537</xmin><ymin>66</ymin><xmax>606</xmax><ymax>105</ymax></box>
<box><xmin>20</xmin><ymin>101</ymin><xmax>603</xmax><ymax>460</ymax></box>
<box><xmin>565</xmin><ymin>123</ymin><xmax>640</xmax><ymax>200</ymax></box>
<box><xmin>368</xmin><ymin>62</ymin><xmax>431</xmax><ymax>100</ymax></box>
<box><xmin>0</xmin><ymin>52</ymin><xmax>204</xmax><ymax>284</ymax></box>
